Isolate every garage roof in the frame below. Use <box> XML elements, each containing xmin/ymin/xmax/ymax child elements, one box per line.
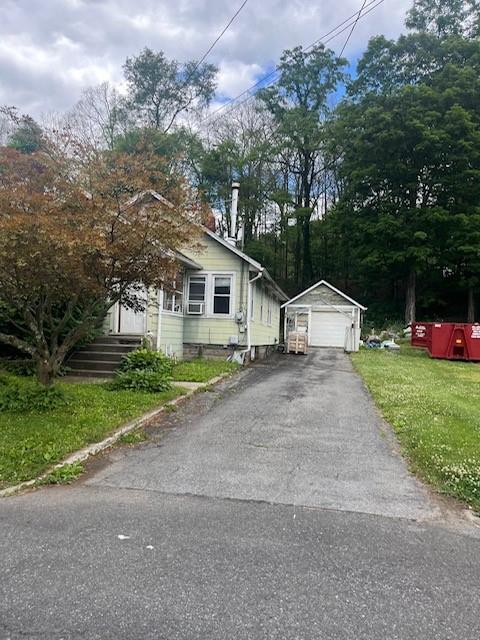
<box><xmin>282</xmin><ymin>280</ymin><xmax>367</xmax><ymax>311</ymax></box>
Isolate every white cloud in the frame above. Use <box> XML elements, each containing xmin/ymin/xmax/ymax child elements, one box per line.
<box><xmin>0</xmin><ymin>0</ymin><xmax>413</xmax><ymax>118</ymax></box>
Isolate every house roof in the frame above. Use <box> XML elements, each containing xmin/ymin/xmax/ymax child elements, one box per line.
<box><xmin>124</xmin><ymin>189</ymin><xmax>174</xmax><ymax>210</ymax></box>
<box><xmin>281</xmin><ymin>279</ymin><xmax>367</xmax><ymax>310</ymax></box>
<box><xmin>175</xmin><ymin>251</ymin><xmax>203</xmax><ymax>271</ymax></box>
<box><xmin>204</xmin><ymin>228</ymin><xmax>289</xmax><ymax>302</ymax></box>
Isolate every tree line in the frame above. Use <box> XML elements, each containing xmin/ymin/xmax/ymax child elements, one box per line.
<box><xmin>2</xmin><ymin>0</ymin><xmax>479</xmax><ymax>341</ymax></box>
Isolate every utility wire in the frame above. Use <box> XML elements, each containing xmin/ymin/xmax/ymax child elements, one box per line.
<box><xmin>339</xmin><ymin>0</ymin><xmax>369</xmax><ymax>57</ymax></box>
<box><xmin>194</xmin><ymin>0</ymin><xmax>250</xmax><ymax>72</ymax></box>
<box><xmin>203</xmin><ymin>0</ymin><xmax>385</xmax><ymax>125</ymax></box>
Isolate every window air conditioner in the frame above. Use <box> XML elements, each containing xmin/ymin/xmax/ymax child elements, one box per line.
<box><xmin>188</xmin><ymin>302</ymin><xmax>204</xmax><ymax>315</ymax></box>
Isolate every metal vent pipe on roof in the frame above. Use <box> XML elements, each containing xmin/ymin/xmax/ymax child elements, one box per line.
<box><xmin>227</xmin><ymin>181</ymin><xmax>240</xmax><ymax>246</ymax></box>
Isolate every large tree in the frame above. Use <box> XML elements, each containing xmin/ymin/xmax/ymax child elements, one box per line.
<box><xmin>406</xmin><ymin>0</ymin><xmax>480</xmax><ymax>38</ymax></box>
<box><xmin>332</xmin><ymin>61</ymin><xmax>480</xmax><ymax>323</ymax></box>
<box><xmin>258</xmin><ymin>44</ymin><xmax>347</xmax><ymax>288</ymax></box>
<box><xmin>0</xmin><ymin>135</ymin><xmax>203</xmax><ymax>385</ymax></box>
<box><xmin>123</xmin><ymin>48</ymin><xmax>217</xmax><ymax>133</ymax></box>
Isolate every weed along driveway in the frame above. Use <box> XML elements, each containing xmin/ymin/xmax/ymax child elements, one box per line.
<box><xmin>2</xmin><ymin>350</ymin><xmax>480</xmax><ymax>640</ymax></box>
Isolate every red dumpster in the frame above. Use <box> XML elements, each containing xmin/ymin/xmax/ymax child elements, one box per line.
<box><xmin>428</xmin><ymin>323</ymin><xmax>480</xmax><ymax>361</ymax></box>
<box><xmin>411</xmin><ymin>322</ymin><xmax>433</xmax><ymax>349</ymax></box>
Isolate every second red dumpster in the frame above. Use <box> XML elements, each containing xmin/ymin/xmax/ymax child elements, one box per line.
<box><xmin>428</xmin><ymin>323</ymin><xmax>480</xmax><ymax>361</ymax></box>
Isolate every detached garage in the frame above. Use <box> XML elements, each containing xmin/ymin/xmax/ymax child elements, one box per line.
<box><xmin>282</xmin><ymin>280</ymin><xmax>366</xmax><ymax>352</ymax></box>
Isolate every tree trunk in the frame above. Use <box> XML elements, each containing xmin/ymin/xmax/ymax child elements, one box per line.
<box><xmin>36</xmin><ymin>358</ymin><xmax>56</xmax><ymax>387</ymax></box>
<box><xmin>302</xmin><ymin>215</ymin><xmax>313</xmax><ymax>288</ymax></box>
<box><xmin>405</xmin><ymin>268</ymin><xmax>416</xmax><ymax>325</ymax></box>
<box><xmin>467</xmin><ymin>286</ymin><xmax>475</xmax><ymax>323</ymax></box>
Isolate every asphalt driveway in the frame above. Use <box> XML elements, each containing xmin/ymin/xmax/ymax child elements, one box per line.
<box><xmin>87</xmin><ymin>348</ymin><xmax>437</xmax><ymax>520</ymax></box>
<box><xmin>1</xmin><ymin>349</ymin><xmax>479</xmax><ymax>640</ymax></box>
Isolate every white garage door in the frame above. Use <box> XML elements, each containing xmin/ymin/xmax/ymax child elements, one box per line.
<box><xmin>310</xmin><ymin>310</ymin><xmax>353</xmax><ymax>348</ymax></box>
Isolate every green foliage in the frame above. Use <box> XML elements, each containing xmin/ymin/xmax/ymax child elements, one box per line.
<box><xmin>406</xmin><ymin>0</ymin><xmax>480</xmax><ymax>38</ymax></box>
<box><xmin>7</xmin><ymin>116</ymin><xmax>44</xmax><ymax>154</ymax></box>
<box><xmin>352</xmin><ymin>345</ymin><xmax>480</xmax><ymax>511</ymax></box>
<box><xmin>0</xmin><ymin>375</ymin><xmax>67</xmax><ymax>412</ymax></box>
<box><xmin>118</xmin><ymin>429</ymin><xmax>147</xmax><ymax>445</ymax></box>
<box><xmin>41</xmin><ymin>462</ymin><xmax>84</xmax><ymax>485</ymax></box>
<box><xmin>172</xmin><ymin>358</ymin><xmax>238</xmax><ymax>383</ymax></box>
<box><xmin>0</xmin><ymin>358</ymin><xmax>36</xmax><ymax>376</ymax></box>
<box><xmin>0</xmin><ymin>380</ymin><xmax>184</xmax><ymax>488</ymax></box>
<box><xmin>123</xmin><ymin>47</ymin><xmax>217</xmax><ymax>131</ymax></box>
<box><xmin>119</xmin><ymin>348</ymin><xmax>174</xmax><ymax>375</ymax></box>
<box><xmin>110</xmin><ymin>369</ymin><xmax>172</xmax><ymax>392</ymax></box>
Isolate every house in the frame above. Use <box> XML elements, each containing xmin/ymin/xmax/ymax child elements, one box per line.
<box><xmin>106</xmin><ymin>226</ymin><xmax>288</xmax><ymax>360</ymax></box>
<box><xmin>282</xmin><ymin>280</ymin><xmax>366</xmax><ymax>352</ymax></box>
<box><xmin>69</xmin><ymin>205</ymin><xmax>288</xmax><ymax>376</ymax></box>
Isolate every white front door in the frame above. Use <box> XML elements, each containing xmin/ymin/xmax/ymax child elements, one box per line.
<box><xmin>310</xmin><ymin>310</ymin><xmax>352</xmax><ymax>348</ymax></box>
<box><xmin>117</xmin><ymin>288</ymin><xmax>147</xmax><ymax>334</ymax></box>
<box><xmin>118</xmin><ymin>305</ymin><xmax>145</xmax><ymax>334</ymax></box>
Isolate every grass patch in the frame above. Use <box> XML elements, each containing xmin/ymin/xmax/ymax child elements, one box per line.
<box><xmin>0</xmin><ymin>378</ymin><xmax>184</xmax><ymax>489</ymax></box>
<box><xmin>172</xmin><ymin>358</ymin><xmax>238</xmax><ymax>383</ymax></box>
<box><xmin>351</xmin><ymin>345</ymin><xmax>480</xmax><ymax>511</ymax></box>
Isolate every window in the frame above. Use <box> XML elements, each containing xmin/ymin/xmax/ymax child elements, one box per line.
<box><xmin>187</xmin><ymin>276</ymin><xmax>206</xmax><ymax>314</ymax></box>
<box><xmin>267</xmin><ymin>296</ymin><xmax>272</xmax><ymax>325</ymax></box>
<box><xmin>260</xmin><ymin>288</ymin><xmax>264</xmax><ymax>323</ymax></box>
<box><xmin>162</xmin><ymin>274</ymin><xmax>184</xmax><ymax>314</ymax></box>
<box><xmin>213</xmin><ymin>276</ymin><xmax>232</xmax><ymax>315</ymax></box>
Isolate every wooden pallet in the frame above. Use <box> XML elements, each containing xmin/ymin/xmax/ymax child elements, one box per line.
<box><xmin>287</xmin><ymin>331</ymin><xmax>308</xmax><ymax>355</ymax></box>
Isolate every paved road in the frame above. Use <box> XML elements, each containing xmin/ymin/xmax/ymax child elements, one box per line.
<box><xmin>1</xmin><ymin>349</ymin><xmax>479</xmax><ymax>640</ymax></box>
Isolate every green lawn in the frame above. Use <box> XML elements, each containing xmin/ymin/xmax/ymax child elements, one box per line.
<box><xmin>0</xmin><ymin>379</ymin><xmax>184</xmax><ymax>489</ymax></box>
<box><xmin>172</xmin><ymin>358</ymin><xmax>239</xmax><ymax>383</ymax></box>
<box><xmin>351</xmin><ymin>346</ymin><xmax>480</xmax><ymax>511</ymax></box>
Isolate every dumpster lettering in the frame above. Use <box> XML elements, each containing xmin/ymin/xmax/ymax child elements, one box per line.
<box><xmin>472</xmin><ymin>326</ymin><xmax>480</xmax><ymax>339</ymax></box>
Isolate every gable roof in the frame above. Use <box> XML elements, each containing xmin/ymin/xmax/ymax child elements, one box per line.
<box><xmin>281</xmin><ymin>280</ymin><xmax>367</xmax><ymax>310</ymax></box>
<box><xmin>124</xmin><ymin>190</ymin><xmax>174</xmax><ymax>210</ymax></box>
<box><xmin>204</xmin><ymin>228</ymin><xmax>288</xmax><ymax>301</ymax></box>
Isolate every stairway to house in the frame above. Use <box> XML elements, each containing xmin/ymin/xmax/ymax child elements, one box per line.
<box><xmin>67</xmin><ymin>335</ymin><xmax>142</xmax><ymax>378</ymax></box>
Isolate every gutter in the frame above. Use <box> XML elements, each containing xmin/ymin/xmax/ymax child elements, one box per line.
<box><xmin>246</xmin><ymin>269</ymin><xmax>263</xmax><ymax>352</ymax></box>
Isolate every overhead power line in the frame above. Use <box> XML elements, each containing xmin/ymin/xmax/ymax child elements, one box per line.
<box><xmin>339</xmin><ymin>0</ymin><xmax>369</xmax><ymax>57</ymax></box>
<box><xmin>194</xmin><ymin>0</ymin><xmax>250</xmax><ymax>72</ymax></box>
<box><xmin>203</xmin><ymin>0</ymin><xmax>386</xmax><ymax>126</ymax></box>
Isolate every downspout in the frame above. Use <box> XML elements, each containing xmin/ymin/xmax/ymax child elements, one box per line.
<box><xmin>156</xmin><ymin>289</ymin><xmax>164</xmax><ymax>352</ymax></box>
<box><xmin>247</xmin><ymin>269</ymin><xmax>263</xmax><ymax>351</ymax></box>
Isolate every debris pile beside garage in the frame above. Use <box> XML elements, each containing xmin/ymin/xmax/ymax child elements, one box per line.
<box><xmin>282</xmin><ymin>280</ymin><xmax>366</xmax><ymax>353</ymax></box>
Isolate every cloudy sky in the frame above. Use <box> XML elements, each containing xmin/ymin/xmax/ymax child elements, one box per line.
<box><xmin>0</xmin><ymin>0</ymin><xmax>413</xmax><ymax>119</ymax></box>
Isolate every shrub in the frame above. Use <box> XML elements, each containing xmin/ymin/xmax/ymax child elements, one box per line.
<box><xmin>0</xmin><ymin>358</ymin><xmax>36</xmax><ymax>377</ymax></box>
<box><xmin>119</xmin><ymin>349</ymin><xmax>174</xmax><ymax>376</ymax></box>
<box><xmin>0</xmin><ymin>375</ymin><xmax>67</xmax><ymax>412</ymax></box>
<box><xmin>110</xmin><ymin>369</ymin><xmax>172</xmax><ymax>392</ymax></box>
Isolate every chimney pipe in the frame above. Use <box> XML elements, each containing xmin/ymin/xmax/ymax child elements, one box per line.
<box><xmin>229</xmin><ymin>181</ymin><xmax>240</xmax><ymax>245</ymax></box>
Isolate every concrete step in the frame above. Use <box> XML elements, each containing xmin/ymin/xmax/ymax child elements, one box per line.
<box><xmin>79</xmin><ymin>343</ymin><xmax>138</xmax><ymax>354</ymax></box>
<box><xmin>93</xmin><ymin>335</ymin><xmax>143</xmax><ymax>345</ymax></box>
<box><xmin>70</xmin><ymin>350</ymin><xmax>126</xmax><ymax>363</ymax></box>
<box><xmin>68</xmin><ymin>359</ymin><xmax>120</xmax><ymax>372</ymax></box>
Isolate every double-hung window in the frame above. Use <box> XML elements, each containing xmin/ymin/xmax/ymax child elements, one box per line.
<box><xmin>162</xmin><ymin>274</ymin><xmax>184</xmax><ymax>314</ymax></box>
<box><xmin>187</xmin><ymin>276</ymin><xmax>206</xmax><ymax>314</ymax></box>
<box><xmin>213</xmin><ymin>276</ymin><xmax>232</xmax><ymax>315</ymax></box>
<box><xmin>187</xmin><ymin>274</ymin><xmax>233</xmax><ymax>316</ymax></box>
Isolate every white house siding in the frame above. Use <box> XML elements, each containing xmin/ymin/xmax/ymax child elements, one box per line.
<box><xmin>159</xmin><ymin>313</ymin><xmax>184</xmax><ymax>359</ymax></box>
<box><xmin>250</xmin><ymin>281</ymin><xmax>281</xmax><ymax>346</ymax></box>
<box><xmin>182</xmin><ymin>235</ymin><xmax>250</xmax><ymax>348</ymax></box>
